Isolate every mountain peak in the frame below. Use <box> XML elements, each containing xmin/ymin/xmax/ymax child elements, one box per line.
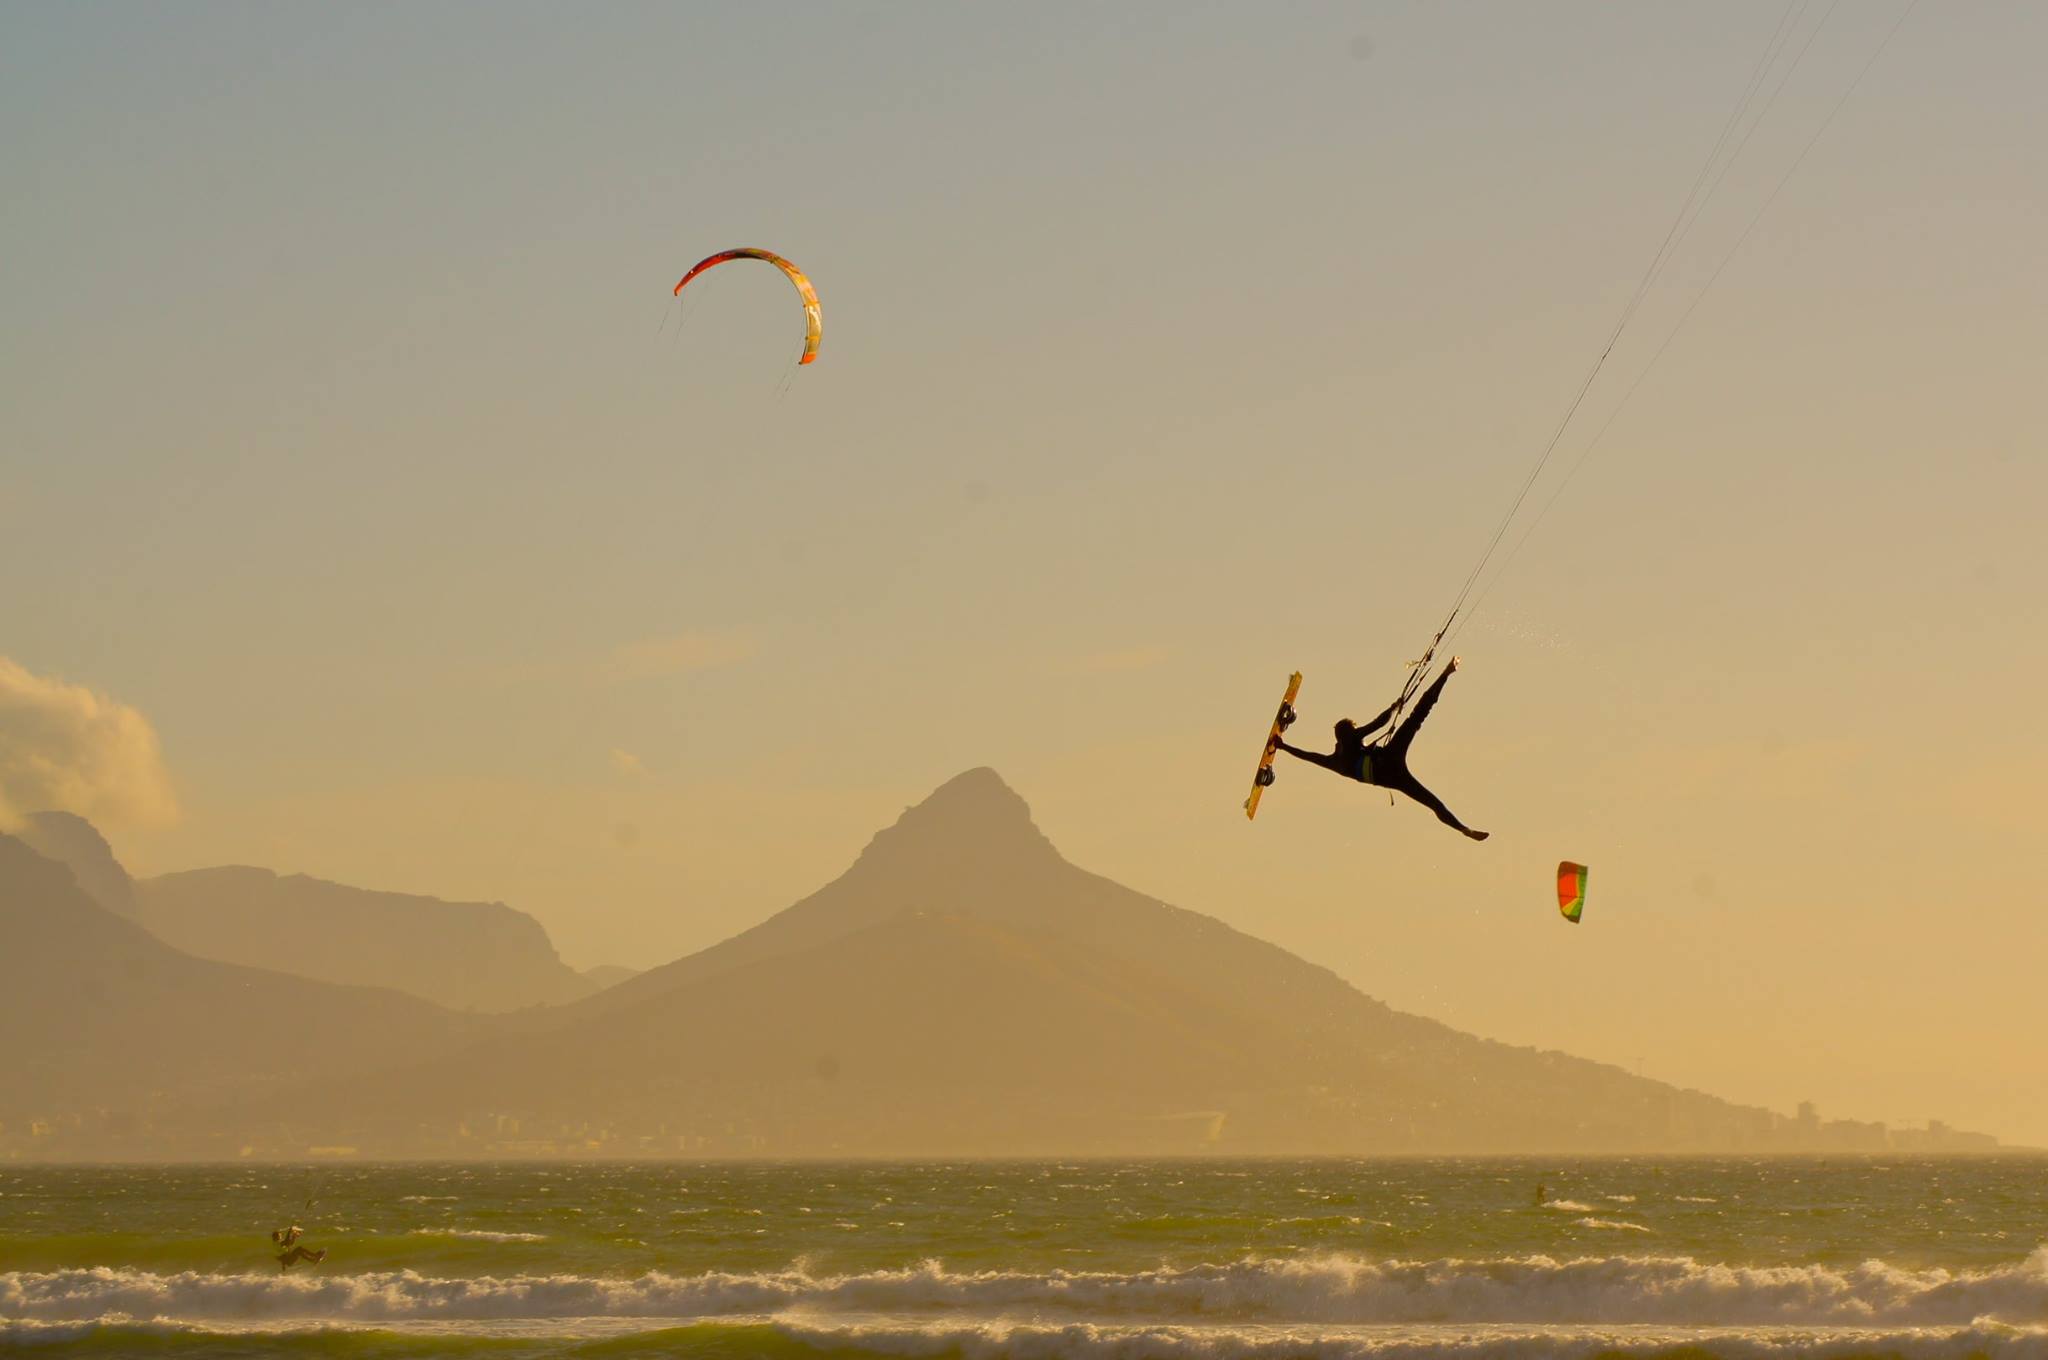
<box><xmin>854</xmin><ymin>768</ymin><xmax>1059</xmax><ymax>882</ymax></box>
<box><xmin>911</xmin><ymin>766</ymin><xmax>1029</xmax><ymax>817</ymax></box>
<box><xmin>887</xmin><ymin>766</ymin><xmax>1042</xmax><ymax>838</ymax></box>
<box><xmin>15</xmin><ymin>811</ymin><xmax>137</xmax><ymax>916</ymax></box>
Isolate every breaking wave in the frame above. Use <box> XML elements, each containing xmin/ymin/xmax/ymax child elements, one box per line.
<box><xmin>3</xmin><ymin>1317</ymin><xmax>2046</xmax><ymax>1360</ymax></box>
<box><xmin>4</xmin><ymin>1249</ymin><xmax>2046</xmax><ymax>1328</ymax></box>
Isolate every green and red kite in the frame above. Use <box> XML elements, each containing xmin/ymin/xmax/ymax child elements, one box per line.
<box><xmin>1556</xmin><ymin>861</ymin><xmax>1588</xmax><ymax>923</ymax></box>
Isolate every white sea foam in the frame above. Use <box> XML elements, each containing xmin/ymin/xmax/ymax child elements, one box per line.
<box><xmin>4</xmin><ymin>1249</ymin><xmax>2047</xmax><ymax>1328</ymax></box>
<box><xmin>407</xmin><ymin>1229</ymin><xmax>548</xmax><ymax>1243</ymax></box>
<box><xmin>780</xmin><ymin>1317</ymin><xmax>2048</xmax><ymax>1360</ymax></box>
<box><xmin>1574</xmin><ymin>1219</ymin><xmax>1652</xmax><ymax>1233</ymax></box>
<box><xmin>1540</xmin><ymin>1201</ymin><xmax>1595</xmax><ymax>1212</ymax></box>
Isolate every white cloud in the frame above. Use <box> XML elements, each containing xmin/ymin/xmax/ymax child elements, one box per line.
<box><xmin>0</xmin><ymin>656</ymin><xmax>179</xmax><ymax>831</ymax></box>
<box><xmin>605</xmin><ymin>632</ymin><xmax>755</xmax><ymax>682</ymax></box>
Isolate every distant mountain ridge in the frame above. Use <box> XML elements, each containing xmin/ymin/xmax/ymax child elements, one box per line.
<box><xmin>13</xmin><ymin>813</ymin><xmax>593</xmax><ymax>1013</ymax></box>
<box><xmin>136</xmin><ymin>866</ymin><xmax>594</xmax><ymax>1013</ymax></box>
<box><xmin>2</xmin><ymin>772</ymin><xmax>2003</xmax><ymax>1158</ymax></box>
<box><xmin>0</xmin><ymin>833</ymin><xmax>472</xmax><ymax>1128</ymax></box>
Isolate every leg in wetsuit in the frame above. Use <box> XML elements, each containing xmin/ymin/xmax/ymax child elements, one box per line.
<box><xmin>1378</xmin><ymin>663</ymin><xmax>1487</xmax><ymax>840</ymax></box>
<box><xmin>1385</xmin><ymin>660</ymin><xmax>1455</xmax><ymax>761</ymax></box>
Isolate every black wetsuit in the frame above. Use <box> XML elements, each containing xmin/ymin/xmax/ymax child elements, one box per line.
<box><xmin>272</xmin><ymin>1226</ymin><xmax>326</xmax><ymax>1271</ymax></box>
<box><xmin>1275</xmin><ymin>664</ymin><xmax>1486</xmax><ymax>840</ymax></box>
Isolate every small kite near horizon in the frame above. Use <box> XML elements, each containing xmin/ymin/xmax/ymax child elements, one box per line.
<box><xmin>1557</xmin><ymin>862</ymin><xmax>1588</xmax><ymax>923</ymax></box>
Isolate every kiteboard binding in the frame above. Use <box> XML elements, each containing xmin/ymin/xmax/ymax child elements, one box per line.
<box><xmin>1243</xmin><ymin>671</ymin><xmax>1303</xmax><ymax>820</ymax></box>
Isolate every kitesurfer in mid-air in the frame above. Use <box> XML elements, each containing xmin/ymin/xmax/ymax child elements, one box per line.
<box><xmin>1274</xmin><ymin>657</ymin><xmax>1488</xmax><ymax>840</ymax></box>
<box><xmin>271</xmin><ymin>1225</ymin><xmax>326</xmax><ymax>1271</ymax></box>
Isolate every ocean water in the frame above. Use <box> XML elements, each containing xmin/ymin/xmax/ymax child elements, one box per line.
<box><xmin>3</xmin><ymin>1159</ymin><xmax>2045</xmax><ymax>1358</ymax></box>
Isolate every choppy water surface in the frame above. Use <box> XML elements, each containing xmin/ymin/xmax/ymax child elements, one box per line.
<box><xmin>3</xmin><ymin>1159</ymin><xmax>2044</xmax><ymax>1357</ymax></box>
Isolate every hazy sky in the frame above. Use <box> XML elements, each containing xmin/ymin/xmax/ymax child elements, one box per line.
<box><xmin>4</xmin><ymin>3</ymin><xmax>2044</xmax><ymax>1145</ymax></box>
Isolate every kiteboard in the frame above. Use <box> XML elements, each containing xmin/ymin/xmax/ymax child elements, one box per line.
<box><xmin>1243</xmin><ymin>671</ymin><xmax>1303</xmax><ymax>820</ymax></box>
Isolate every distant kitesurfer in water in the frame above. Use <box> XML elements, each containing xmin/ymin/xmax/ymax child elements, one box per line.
<box><xmin>271</xmin><ymin>1225</ymin><xmax>326</xmax><ymax>1271</ymax></box>
<box><xmin>1534</xmin><ymin>1182</ymin><xmax>1548</xmax><ymax>1206</ymax></box>
<box><xmin>1274</xmin><ymin>658</ymin><xmax>1488</xmax><ymax>840</ymax></box>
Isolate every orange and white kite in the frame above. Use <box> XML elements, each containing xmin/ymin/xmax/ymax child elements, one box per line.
<box><xmin>673</xmin><ymin>248</ymin><xmax>821</xmax><ymax>367</ymax></box>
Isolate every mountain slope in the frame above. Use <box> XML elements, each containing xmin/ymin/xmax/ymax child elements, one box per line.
<box><xmin>0</xmin><ymin>834</ymin><xmax>475</xmax><ymax>1143</ymax></box>
<box><xmin>580</xmin><ymin>964</ymin><xmax>639</xmax><ymax>991</ymax></box>
<box><xmin>282</xmin><ymin>770</ymin><xmax>1781</xmax><ymax>1155</ymax></box>
<box><xmin>549</xmin><ymin>769</ymin><xmax>1413</xmax><ymax>1047</ymax></box>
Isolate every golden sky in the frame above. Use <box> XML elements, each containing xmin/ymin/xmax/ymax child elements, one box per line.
<box><xmin>4</xmin><ymin>3</ymin><xmax>2044</xmax><ymax>1144</ymax></box>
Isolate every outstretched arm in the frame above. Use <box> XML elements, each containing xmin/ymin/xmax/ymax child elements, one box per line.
<box><xmin>1355</xmin><ymin>702</ymin><xmax>1398</xmax><ymax>738</ymax></box>
<box><xmin>1275</xmin><ymin>741</ymin><xmax>1338</xmax><ymax>774</ymax></box>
